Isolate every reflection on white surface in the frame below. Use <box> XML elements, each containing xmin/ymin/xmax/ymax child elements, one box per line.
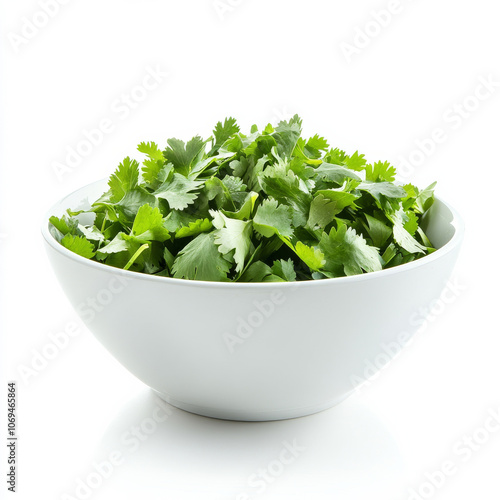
<box><xmin>88</xmin><ymin>390</ymin><xmax>406</xmax><ymax>499</ymax></box>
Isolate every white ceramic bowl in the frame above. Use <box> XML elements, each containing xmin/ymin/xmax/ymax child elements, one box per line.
<box><xmin>42</xmin><ymin>180</ymin><xmax>464</xmax><ymax>421</ymax></box>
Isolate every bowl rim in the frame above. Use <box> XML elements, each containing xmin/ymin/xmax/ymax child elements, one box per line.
<box><xmin>41</xmin><ymin>179</ymin><xmax>465</xmax><ymax>289</ymax></box>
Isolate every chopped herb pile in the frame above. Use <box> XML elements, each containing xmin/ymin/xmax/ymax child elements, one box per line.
<box><xmin>49</xmin><ymin>116</ymin><xmax>437</xmax><ymax>282</ymax></box>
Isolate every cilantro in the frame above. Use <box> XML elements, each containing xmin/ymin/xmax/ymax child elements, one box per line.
<box><xmin>163</xmin><ymin>136</ymin><xmax>207</xmax><ymax>177</ymax></box>
<box><xmin>319</xmin><ymin>222</ymin><xmax>382</xmax><ymax>277</ymax></box>
<box><xmin>253</xmin><ymin>199</ymin><xmax>294</xmax><ymax>238</ymax></box>
<box><xmin>50</xmin><ymin>116</ymin><xmax>437</xmax><ymax>282</ymax></box>
<box><xmin>108</xmin><ymin>157</ymin><xmax>140</xmax><ymax>203</ymax></box>
<box><xmin>154</xmin><ymin>173</ymin><xmax>204</xmax><ymax>210</ymax></box>
<box><xmin>211</xmin><ymin>211</ymin><xmax>254</xmax><ymax>273</ymax></box>
<box><xmin>172</xmin><ymin>233</ymin><xmax>231</xmax><ymax>281</ymax></box>
<box><xmin>61</xmin><ymin>234</ymin><xmax>96</xmax><ymax>259</ymax></box>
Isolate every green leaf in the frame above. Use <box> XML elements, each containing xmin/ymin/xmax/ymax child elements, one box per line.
<box><xmin>262</xmin><ymin>163</ymin><xmax>312</xmax><ymax>226</ymax></box>
<box><xmin>96</xmin><ymin>233</ymin><xmax>130</xmax><ymax>256</ymax></box>
<box><xmin>78</xmin><ymin>224</ymin><xmax>105</xmax><ymax>243</ymax></box>
<box><xmin>365</xmin><ymin>161</ymin><xmax>396</xmax><ymax>182</ymax></box>
<box><xmin>230</xmin><ymin>156</ymin><xmax>267</xmax><ymax>192</ymax></box>
<box><xmin>138</xmin><ymin>141</ymin><xmax>164</xmax><ymax>161</ymax></box>
<box><xmin>108</xmin><ymin>157</ymin><xmax>140</xmax><ymax>203</ymax></box>
<box><xmin>315</xmin><ymin>162</ymin><xmax>362</xmax><ymax>185</ymax></box>
<box><xmin>253</xmin><ymin>199</ymin><xmax>294</xmax><ymax>238</ymax></box>
<box><xmin>272</xmin><ymin>114</ymin><xmax>302</xmax><ymax>158</ymax></box>
<box><xmin>163</xmin><ymin>136</ymin><xmax>207</xmax><ymax>176</ymax></box>
<box><xmin>61</xmin><ymin>234</ymin><xmax>95</xmax><ymax>259</ymax></box>
<box><xmin>211</xmin><ymin>211</ymin><xmax>254</xmax><ymax>273</ymax></box>
<box><xmin>154</xmin><ymin>173</ymin><xmax>204</xmax><ymax>210</ymax></box>
<box><xmin>294</xmin><ymin>241</ymin><xmax>325</xmax><ymax>271</ymax></box>
<box><xmin>382</xmin><ymin>243</ymin><xmax>398</xmax><ymax>265</ymax></box>
<box><xmin>307</xmin><ymin>190</ymin><xmax>359</xmax><ymax>229</ymax></box>
<box><xmin>131</xmin><ymin>204</ymin><xmax>170</xmax><ymax>243</ymax></box>
<box><xmin>221</xmin><ymin>176</ymin><xmax>248</xmax><ymax>207</ymax></box>
<box><xmin>210</xmin><ymin>117</ymin><xmax>240</xmax><ymax>155</ymax></box>
<box><xmin>49</xmin><ymin>215</ymin><xmax>79</xmax><ymax>238</ymax></box>
<box><xmin>138</xmin><ymin>141</ymin><xmax>165</xmax><ymax>187</ymax></box>
<box><xmin>172</xmin><ymin>232</ymin><xmax>231</xmax><ymax>282</ymax></box>
<box><xmin>271</xmin><ymin>259</ymin><xmax>297</xmax><ymax>281</ymax></box>
<box><xmin>404</xmin><ymin>211</ymin><xmax>419</xmax><ymax>235</ymax></box>
<box><xmin>238</xmin><ymin>261</ymin><xmax>274</xmax><ymax>282</ymax></box>
<box><xmin>319</xmin><ymin>222</ymin><xmax>382</xmax><ymax>277</ymax></box>
<box><xmin>391</xmin><ymin>209</ymin><xmax>427</xmax><ymax>254</ymax></box>
<box><xmin>175</xmin><ymin>218</ymin><xmax>212</xmax><ymax>239</ymax></box>
<box><xmin>293</xmin><ymin>135</ymin><xmax>329</xmax><ymax>164</ymax></box>
<box><xmin>357</xmin><ymin>181</ymin><xmax>407</xmax><ymax>199</ymax></box>
<box><xmin>163</xmin><ymin>210</ymin><xmax>198</xmax><ymax>233</ymax></box>
<box><xmin>114</xmin><ymin>189</ymin><xmax>158</xmax><ymax>224</ymax></box>
<box><xmin>414</xmin><ymin>182</ymin><xmax>437</xmax><ymax>214</ymax></box>
<box><xmin>363</xmin><ymin>214</ymin><xmax>392</xmax><ymax>248</ymax></box>
<box><xmin>222</xmin><ymin>192</ymin><xmax>259</xmax><ymax>220</ymax></box>
<box><xmin>345</xmin><ymin>151</ymin><xmax>367</xmax><ymax>171</ymax></box>
<box><xmin>205</xmin><ymin>174</ymin><xmax>243</xmax><ymax>206</ymax></box>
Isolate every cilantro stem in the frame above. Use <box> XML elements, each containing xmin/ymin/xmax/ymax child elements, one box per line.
<box><xmin>123</xmin><ymin>243</ymin><xmax>149</xmax><ymax>271</ymax></box>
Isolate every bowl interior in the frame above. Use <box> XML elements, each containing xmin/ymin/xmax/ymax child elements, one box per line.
<box><xmin>420</xmin><ymin>199</ymin><xmax>459</xmax><ymax>249</ymax></box>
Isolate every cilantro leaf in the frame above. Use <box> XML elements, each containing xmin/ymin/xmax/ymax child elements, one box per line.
<box><xmin>138</xmin><ymin>141</ymin><xmax>165</xmax><ymax>187</ymax></box>
<box><xmin>253</xmin><ymin>199</ymin><xmax>294</xmax><ymax>238</ymax></box>
<box><xmin>414</xmin><ymin>182</ymin><xmax>437</xmax><ymax>214</ymax></box>
<box><xmin>365</xmin><ymin>161</ymin><xmax>396</xmax><ymax>182</ymax></box>
<box><xmin>96</xmin><ymin>233</ymin><xmax>130</xmax><ymax>256</ymax></box>
<box><xmin>391</xmin><ymin>209</ymin><xmax>427</xmax><ymax>254</ymax></box>
<box><xmin>154</xmin><ymin>173</ymin><xmax>204</xmax><ymax>210</ymax></box>
<box><xmin>211</xmin><ymin>211</ymin><xmax>254</xmax><ymax>273</ymax></box>
<box><xmin>344</xmin><ymin>151</ymin><xmax>367</xmax><ymax>171</ymax></box>
<box><xmin>172</xmin><ymin>233</ymin><xmax>231</xmax><ymax>281</ymax></box>
<box><xmin>49</xmin><ymin>215</ymin><xmax>79</xmax><ymax>240</ymax></box>
<box><xmin>163</xmin><ymin>136</ymin><xmax>207</xmax><ymax>176</ymax></box>
<box><xmin>315</xmin><ymin>163</ymin><xmax>362</xmax><ymax>185</ymax></box>
<box><xmin>363</xmin><ymin>214</ymin><xmax>392</xmax><ymax>248</ymax></box>
<box><xmin>271</xmin><ymin>259</ymin><xmax>297</xmax><ymax>281</ymax></box>
<box><xmin>357</xmin><ymin>181</ymin><xmax>407</xmax><ymax>199</ymax></box>
<box><xmin>307</xmin><ymin>190</ymin><xmax>359</xmax><ymax>229</ymax></box>
<box><xmin>210</xmin><ymin>117</ymin><xmax>240</xmax><ymax>155</ymax></box>
<box><xmin>175</xmin><ymin>218</ymin><xmax>212</xmax><ymax>239</ymax></box>
<box><xmin>272</xmin><ymin>114</ymin><xmax>302</xmax><ymax>158</ymax></box>
<box><xmin>293</xmin><ymin>241</ymin><xmax>325</xmax><ymax>271</ymax></box>
<box><xmin>61</xmin><ymin>234</ymin><xmax>96</xmax><ymax>259</ymax></box>
<box><xmin>108</xmin><ymin>157</ymin><xmax>140</xmax><ymax>203</ymax></box>
<box><xmin>262</xmin><ymin>162</ymin><xmax>312</xmax><ymax>226</ymax></box>
<box><xmin>131</xmin><ymin>204</ymin><xmax>170</xmax><ymax>243</ymax></box>
<box><xmin>319</xmin><ymin>222</ymin><xmax>382</xmax><ymax>276</ymax></box>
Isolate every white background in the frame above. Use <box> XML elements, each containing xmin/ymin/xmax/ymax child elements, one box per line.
<box><xmin>1</xmin><ymin>0</ymin><xmax>499</xmax><ymax>499</ymax></box>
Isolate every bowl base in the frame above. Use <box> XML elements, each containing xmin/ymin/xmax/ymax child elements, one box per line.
<box><xmin>152</xmin><ymin>390</ymin><xmax>354</xmax><ymax>421</ymax></box>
